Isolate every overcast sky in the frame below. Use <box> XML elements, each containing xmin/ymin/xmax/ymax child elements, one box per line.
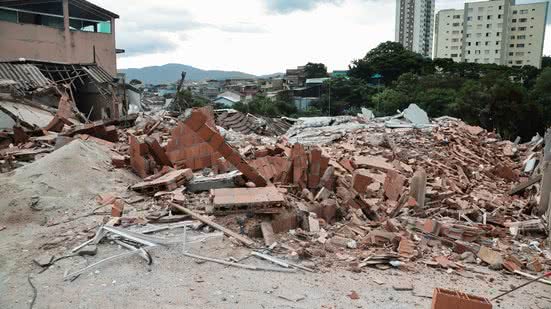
<box><xmin>93</xmin><ymin>0</ymin><xmax>551</xmax><ymax>75</ymax></box>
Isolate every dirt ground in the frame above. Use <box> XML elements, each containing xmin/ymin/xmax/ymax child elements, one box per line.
<box><xmin>1</xmin><ymin>140</ymin><xmax>551</xmax><ymax>309</ymax></box>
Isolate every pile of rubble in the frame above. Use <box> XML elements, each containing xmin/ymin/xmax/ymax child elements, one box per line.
<box><xmin>2</xmin><ymin>100</ymin><xmax>550</xmax><ymax>283</ymax></box>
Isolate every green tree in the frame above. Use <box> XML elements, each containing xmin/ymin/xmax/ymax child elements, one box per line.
<box><xmin>234</xmin><ymin>96</ymin><xmax>280</xmax><ymax>117</ymax></box>
<box><xmin>530</xmin><ymin>68</ymin><xmax>551</xmax><ymax>127</ymax></box>
<box><xmin>542</xmin><ymin>56</ymin><xmax>551</xmax><ymax>69</ymax></box>
<box><xmin>304</xmin><ymin>62</ymin><xmax>329</xmax><ymax>79</ymax></box>
<box><xmin>349</xmin><ymin>41</ymin><xmax>433</xmax><ymax>85</ymax></box>
<box><xmin>372</xmin><ymin>88</ymin><xmax>409</xmax><ymax>115</ymax></box>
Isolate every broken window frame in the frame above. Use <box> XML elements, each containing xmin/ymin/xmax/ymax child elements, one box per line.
<box><xmin>0</xmin><ymin>5</ymin><xmax>111</xmax><ymax>34</ymax></box>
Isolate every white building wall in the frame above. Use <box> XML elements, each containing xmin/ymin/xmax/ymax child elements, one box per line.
<box><xmin>396</xmin><ymin>0</ymin><xmax>435</xmax><ymax>57</ymax></box>
<box><xmin>434</xmin><ymin>0</ymin><xmax>548</xmax><ymax>68</ymax></box>
<box><xmin>434</xmin><ymin>9</ymin><xmax>464</xmax><ymax>60</ymax></box>
<box><xmin>506</xmin><ymin>2</ymin><xmax>549</xmax><ymax>67</ymax></box>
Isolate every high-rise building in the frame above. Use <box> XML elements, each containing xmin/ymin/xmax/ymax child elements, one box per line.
<box><xmin>434</xmin><ymin>0</ymin><xmax>549</xmax><ymax>68</ymax></box>
<box><xmin>395</xmin><ymin>0</ymin><xmax>436</xmax><ymax>57</ymax></box>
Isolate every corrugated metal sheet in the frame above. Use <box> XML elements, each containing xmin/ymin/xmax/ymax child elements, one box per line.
<box><xmin>0</xmin><ymin>63</ymin><xmax>52</xmax><ymax>91</ymax></box>
<box><xmin>81</xmin><ymin>65</ymin><xmax>114</xmax><ymax>84</ymax></box>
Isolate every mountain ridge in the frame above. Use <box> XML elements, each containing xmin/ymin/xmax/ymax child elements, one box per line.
<box><xmin>119</xmin><ymin>63</ymin><xmax>280</xmax><ymax>84</ymax></box>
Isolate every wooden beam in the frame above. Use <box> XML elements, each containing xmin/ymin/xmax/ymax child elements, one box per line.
<box><xmin>509</xmin><ymin>175</ymin><xmax>543</xmax><ymax>195</ymax></box>
<box><xmin>170</xmin><ymin>202</ymin><xmax>256</xmax><ymax>248</ymax></box>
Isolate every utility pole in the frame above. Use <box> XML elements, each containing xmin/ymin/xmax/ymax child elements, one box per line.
<box><xmin>328</xmin><ymin>81</ymin><xmax>331</xmax><ymax>117</ymax></box>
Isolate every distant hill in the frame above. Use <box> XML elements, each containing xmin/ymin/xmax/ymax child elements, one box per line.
<box><xmin>119</xmin><ymin>63</ymin><xmax>258</xmax><ymax>84</ymax></box>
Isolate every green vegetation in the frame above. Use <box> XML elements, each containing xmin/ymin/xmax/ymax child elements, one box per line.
<box><xmin>304</xmin><ymin>62</ymin><xmax>329</xmax><ymax>79</ymax></box>
<box><xmin>307</xmin><ymin>42</ymin><xmax>551</xmax><ymax>141</ymax></box>
<box><xmin>233</xmin><ymin>92</ymin><xmax>297</xmax><ymax>117</ymax></box>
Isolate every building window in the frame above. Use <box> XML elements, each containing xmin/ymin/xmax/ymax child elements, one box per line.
<box><xmin>519</xmin><ymin>18</ymin><xmax>527</xmax><ymax>22</ymax></box>
<box><xmin>512</xmin><ymin>19</ymin><xmax>517</xmax><ymax>23</ymax></box>
<box><xmin>515</xmin><ymin>60</ymin><xmax>523</xmax><ymax>65</ymax></box>
<box><xmin>0</xmin><ymin>8</ymin><xmax>17</xmax><ymax>22</ymax></box>
<box><xmin>520</xmin><ymin>9</ymin><xmax>528</xmax><ymax>14</ymax></box>
<box><xmin>453</xmin><ymin>15</ymin><xmax>461</xmax><ymax>19</ymax></box>
<box><xmin>511</xmin><ymin>27</ymin><xmax>516</xmax><ymax>31</ymax></box>
<box><xmin>513</xmin><ymin>10</ymin><xmax>518</xmax><ymax>14</ymax></box>
<box><xmin>517</xmin><ymin>35</ymin><xmax>526</xmax><ymax>40</ymax></box>
<box><xmin>487</xmin><ymin>15</ymin><xmax>492</xmax><ymax>20</ymax></box>
<box><xmin>509</xmin><ymin>52</ymin><xmax>514</xmax><ymax>56</ymax></box>
<box><xmin>510</xmin><ymin>35</ymin><xmax>515</xmax><ymax>39</ymax></box>
<box><xmin>517</xmin><ymin>44</ymin><xmax>525</xmax><ymax>48</ymax></box>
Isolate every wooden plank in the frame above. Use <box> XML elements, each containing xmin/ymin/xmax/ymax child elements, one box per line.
<box><xmin>170</xmin><ymin>202</ymin><xmax>256</xmax><ymax>247</ymax></box>
<box><xmin>509</xmin><ymin>175</ymin><xmax>542</xmax><ymax>195</ymax></box>
<box><xmin>260</xmin><ymin>220</ymin><xmax>276</xmax><ymax>246</ymax></box>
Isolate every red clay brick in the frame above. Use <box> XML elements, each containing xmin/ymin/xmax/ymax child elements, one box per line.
<box><xmin>218</xmin><ymin>143</ymin><xmax>234</xmax><ymax>158</ymax></box>
<box><xmin>384</xmin><ymin>170</ymin><xmax>406</xmax><ymax>201</ymax></box>
<box><xmin>197</xmin><ymin>124</ymin><xmax>215</xmax><ymax>142</ymax></box>
<box><xmin>308</xmin><ymin>148</ymin><xmax>322</xmax><ymax>189</ymax></box>
<box><xmin>111</xmin><ymin>154</ymin><xmax>127</xmax><ymax>168</ymax></box>
<box><xmin>352</xmin><ymin>169</ymin><xmax>373</xmax><ymax>194</ymax></box>
<box><xmin>431</xmin><ymin>288</ymin><xmax>492</xmax><ymax>309</ymax></box>
<box><xmin>145</xmin><ymin>137</ymin><xmax>173</xmax><ymax>167</ymax></box>
<box><xmin>185</xmin><ymin>110</ymin><xmax>207</xmax><ymax>131</ymax></box>
<box><xmin>208</xmin><ymin>133</ymin><xmax>225</xmax><ymax>150</ymax></box>
<box><xmin>291</xmin><ymin>144</ymin><xmax>308</xmax><ymax>188</ymax></box>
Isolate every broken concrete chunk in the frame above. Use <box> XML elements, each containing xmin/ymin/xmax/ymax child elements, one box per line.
<box><xmin>403</xmin><ymin>104</ymin><xmax>429</xmax><ymax>126</ymax></box>
<box><xmin>33</xmin><ymin>254</ymin><xmax>54</xmax><ymax>267</ymax></box>
<box><xmin>187</xmin><ymin>170</ymin><xmax>241</xmax><ymax>192</ymax></box>
<box><xmin>78</xmin><ymin>245</ymin><xmax>98</xmax><ymax>256</ymax></box>
<box><xmin>307</xmin><ymin>213</ymin><xmax>320</xmax><ymax>233</ymax></box>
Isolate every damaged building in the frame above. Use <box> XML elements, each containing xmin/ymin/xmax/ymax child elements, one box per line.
<box><xmin>0</xmin><ymin>0</ymin><xmax>128</xmax><ymax>145</ymax></box>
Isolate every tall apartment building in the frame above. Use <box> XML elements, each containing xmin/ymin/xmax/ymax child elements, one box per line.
<box><xmin>434</xmin><ymin>0</ymin><xmax>549</xmax><ymax>68</ymax></box>
<box><xmin>395</xmin><ymin>0</ymin><xmax>436</xmax><ymax>57</ymax></box>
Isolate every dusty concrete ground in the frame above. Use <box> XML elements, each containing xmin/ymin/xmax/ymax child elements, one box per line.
<box><xmin>1</xmin><ymin>140</ymin><xmax>551</xmax><ymax>309</ymax></box>
<box><xmin>2</xmin><ymin>224</ymin><xmax>551</xmax><ymax>309</ymax></box>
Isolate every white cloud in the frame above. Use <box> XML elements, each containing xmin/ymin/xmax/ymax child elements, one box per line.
<box><xmin>91</xmin><ymin>0</ymin><xmax>550</xmax><ymax>75</ymax></box>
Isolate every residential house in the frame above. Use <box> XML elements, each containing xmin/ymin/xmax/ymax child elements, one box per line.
<box><xmin>214</xmin><ymin>90</ymin><xmax>241</xmax><ymax>107</ymax></box>
<box><xmin>0</xmin><ymin>0</ymin><xmax>120</xmax><ymax>76</ymax></box>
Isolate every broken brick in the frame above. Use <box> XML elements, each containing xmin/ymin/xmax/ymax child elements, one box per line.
<box><xmin>383</xmin><ymin>170</ymin><xmax>405</xmax><ymax>201</ymax></box>
<box><xmin>145</xmin><ymin>136</ymin><xmax>173</xmax><ymax>167</ymax></box>
<box><xmin>111</xmin><ymin>154</ymin><xmax>127</xmax><ymax>168</ymax></box>
<box><xmin>352</xmin><ymin>169</ymin><xmax>373</xmax><ymax>194</ymax></box>
<box><xmin>111</xmin><ymin>199</ymin><xmax>125</xmax><ymax>217</ymax></box>
<box><xmin>431</xmin><ymin>288</ymin><xmax>492</xmax><ymax>309</ymax></box>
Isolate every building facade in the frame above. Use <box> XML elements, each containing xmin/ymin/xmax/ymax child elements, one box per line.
<box><xmin>395</xmin><ymin>0</ymin><xmax>435</xmax><ymax>57</ymax></box>
<box><xmin>0</xmin><ymin>0</ymin><xmax>119</xmax><ymax>75</ymax></box>
<box><xmin>434</xmin><ymin>0</ymin><xmax>548</xmax><ymax>68</ymax></box>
